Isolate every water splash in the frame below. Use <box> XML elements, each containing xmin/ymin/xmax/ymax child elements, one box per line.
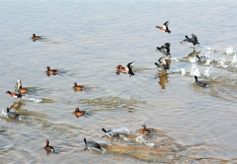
<box><xmin>180</xmin><ymin>68</ymin><xmax>186</xmax><ymax>75</ymax></box>
<box><xmin>190</xmin><ymin>64</ymin><xmax>200</xmax><ymax>77</ymax></box>
<box><xmin>204</xmin><ymin>67</ymin><xmax>211</xmax><ymax>77</ymax></box>
<box><xmin>23</xmin><ymin>97</ymin><xmax>42</xmax><ymax>103</ymax></box>
<box><xmin>232</xmin><ymin>53</ymin><xmax>237</xmax><ymax>64</ymax></box>
<box><xmin>135</xmin><ymin>136</ymin><xmax>155</xmax><ymax>147</ymax></box>
<box><xmin>225</xmin><ymin>47</ymin><xmax>235</xmax><ymax>55</ymax></box>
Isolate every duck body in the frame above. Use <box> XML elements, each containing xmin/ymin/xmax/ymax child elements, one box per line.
<box><xmin>156</xmin><ymin>42</ymin><xmax>171</xmax><ymax>56</ymax></box>
<box><xmin>182</xmin><ymin>34</ymin><xmax>199</xmax><ymax>46</ymax></box>
<box><xmin>116</xmin><ymin>61</ymin><xmax>134</xmax><ymax>77</ymax></box>
<box><xmin>156</xmin><ymin>21</ymin><xmax>171</xmax><ymax>33</ymax></box>
<box><xmin>84</xmin><ymin>138</ymin><xmax>101</xmax><ymax>151</ymax></box>
<box><xmin>32</xmin><ymin>33</ymin><xmax>42</xmax><ymax>41</ymax></box>
<box><xmin>6</xmin><ymin>91</ymin><xmax>22</xmax><ymax>99</ymax></box>
<box><xmin>155</xmin><ymin>56</ymin><xmax>171</xmax><ymax>70</ymax></box>
<box><xmin>73</xmin><ymin>107</ymin><xmax>85</xmax><ymax>118</ymax></box>
<box><xmin>46</xmin><ymin>66</ymin><xmax>58</xmax><ymax>76</ymax></box>
<box><xmin>44</xmin><ymin>140</ymin><xmax>55</xmax><ymax>154</ymax></box>
<box><xmin>14</xmin><ymin>79</ymin><xmax>28</xmax><ymax>94</ymax></box>
<box><xmin>73</xmin><ymin>82</ymin><xmax>84</xmax><ymax>92</ymax></box>
<box><xmin>194</xmin><ymin>76</ymin><xmax>207</xmax><ymax>87</ymax></box>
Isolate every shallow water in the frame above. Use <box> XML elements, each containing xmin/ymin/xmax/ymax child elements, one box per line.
<box><xmin>0</xmin><ymin>0</ymin><xmax>237</xmax><ymax>163</ymax></box>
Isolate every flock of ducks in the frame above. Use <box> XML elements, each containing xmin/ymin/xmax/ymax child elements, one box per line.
<box><xmin>3</xmin><ymin>21</ymin><xmax>210</xmax><ymax>155</ymax></box>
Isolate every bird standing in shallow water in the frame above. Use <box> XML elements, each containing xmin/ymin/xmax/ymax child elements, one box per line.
<box><xmin>156</xmin><ymin>21</ymin><xmax>171</xmax><ymax>33</ymax></box>
<box><xmin>194</xmin><ymin>76</ymin><xmax>207</xmax><ymax>87</ymax></box>
<box><xmin>44</xmin><ymin>140</ymin><xmax>55</xmax><ymax>154</ymax></box>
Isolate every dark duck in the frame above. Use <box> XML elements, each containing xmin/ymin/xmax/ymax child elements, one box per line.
<box><xmin>141</xmin><ymin>125</ymin><xmax>151</xmax><ymax>136</ymax></box>
<box><xmin>182</xmin><ymin>34</ymin><xmax>200</xmax><ymax>48</ymax></box>
<box><xmin>156</xmin><ymin>42</ymin><xmax>171</xmax><ymax>56</ymax></box>
<box><xmin>73</xmin><ymin>82</ymin><xmax>84</xmax><ymax>92</ymax></box>
<box><xmin>32</xmin><ymin>33</ymin><xmax>42</xmax><ymax>42</ymax></box>
<box><xmin>84</xmin><ymin>138</ymin><xmax>101</xmax><ymax>151</ymax></box>
<box><xmin>44</xmin><ymin>140</ymin><xmax>55</xmax><ymax>154</ymax></box>
<box><xmin>156</xmin><ymin>21</ymin><xmax>171</xmax><ymax>33</ymax></box>
<box><xmin>46</xmin><ymin>66</ymin><xmax>58</xmax><ymax>76</ymax></box>
<box><xmin>194</xmin><ymin>76</ymin><xmax>207</xmax><ymax>87</ymax></box>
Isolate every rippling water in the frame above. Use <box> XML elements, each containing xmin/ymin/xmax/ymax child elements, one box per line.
<box><xmin>1</xmin><ymin>0</ymin><xmax>237</xmax><ymax>163</ymax></box>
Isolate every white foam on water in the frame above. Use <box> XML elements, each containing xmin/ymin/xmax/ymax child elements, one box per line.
<box><xmin>135</xmin><ymin>136</ymin><xmax>155</xmax><ymax>147</ymax></box>
<box><xmin>190</xmin><ymin>64</ymin><xmax>200</xmax><ymax>77</ymax></box>
<box><xmin>23</xmin><ymin>97</ymin><xmax>42</xmax><ymax>103</ymax></box>
<box><xmin>204</xmin><ymin>67</ymin><xmax>211</xmax><ymax>77</ymax></box>
<box><xmin>225</xmin><ymin>47</ymin><xmax>235</xmax><ymax>55</ymax></box>
<box><xmin>232</xmin><ymin>53</ymin><xmax>237</xmax><ymax>64</ymax></box>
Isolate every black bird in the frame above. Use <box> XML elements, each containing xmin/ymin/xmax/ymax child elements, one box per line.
<box><xmin>84</xmin><ymin>138</ymin><xmax>101</xmax><ymax>151</ymax></box>
<box><xmin>155</xmin><ymin>57</ymin><xmax>171</xmax><ymax>70</ymax></box>
<box><xmin>127</xmin><ymin>61</ymin><xmax>135</xmax><ymax>77</ymax></box>
<box><xmin>156</xmin><ymin>21</ymin><xmax>171</xmax><ymax>33</ymax></box>
<box><xmin>182</xmin><ymin>34</ymin><xmax>200</xmax><ymax>47</ymax></box>
<box><xmin>156</xmin><ymin>42</ymin><xmax>171</xmax><ymax>55</ymax></box>
<box><xmin>6</xmin><ymin>107</ymin><xmax>20</xmax><ymax>119</ymax></box>
<box><xmin>44</xmin><ymin>140</ymin><xmax>55</xmax><ymax>154</ymax></box>
<box><xmin>194</xmin><ymin>76</ymin><xmax>207</xmax><ymax>87</ymax></box>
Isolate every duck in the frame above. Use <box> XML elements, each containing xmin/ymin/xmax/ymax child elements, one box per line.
<box><xmin>155</xmin><ymin>56</ymin><xmax>171</xmax><ymax>70</ymax></box>
<box><xmin>44</xmin><ymin>140</ymin><xmax>55</xmax><ymax>154</ymax></box>
<box><xmin>84</xmin><ymin>138</ymin><xmax>101</xmax><ymax>151</ymax></box>
<box><xmin>73</xmin><ymin>82</ymin><xmax>84</xmax><ymax>92</ymax></box>
<box><xmin>102</xmin><ymin>128</ymin><xmax>119</xmax><ymax>138</ymax></box>
<box><xmin>194</xmin><ymin>76</ymin><xmax>207</xmax><ymax>87</ymax></box>
<box><xmin>32</xmin><ymin>33</ymin><xmax>42</xmax><ymax>41</ymax></box>
<box><xmin>6</xmin><ymin>91</ymin><xmax>22</xmax><ymax>99</ymax></box>
<box><xmin>6</xmin><ymin>107</ymin><xmax>20</xmax><ymax>119</ymax></box>
<box><xmin>156</xmin><ymin>21</ymin><xmax>171</xmax><ymax>33</ymax></box>
<box><xmin>156</xmin><ymin>42</ymin><xmax>171</xmax><ymax>56</ymax></box>
<box><xmin>116</xmin><ymin>61</ymin><xmax>135</xmax><ymax>77</ymax></box>
<box><xmin>182</xmin><ymin>34</ymin><xmax>200</xmax><ymax>47</ymax></box>
<box><xmin>15</xmin><ymin>79</ymin><xmax>28</xmax><ymax>94</ymax></box>
<box><xmin>73</xmin><ymin>107</ymin><xmax>86</xmax><ymax>118</ymax></box>
<box><xmin>141</xmin><ymin>125</ymin><xmax>151</xmax><ymax>136</ymax></box>
<box><xmin>46</xmin><ymin>66</ymin><xmax>58</xmax><ymax>76</ymax></box>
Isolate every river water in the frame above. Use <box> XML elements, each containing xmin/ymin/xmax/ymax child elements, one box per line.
<box><xmin>0</xmin><ymin>0</ymin><xmax>237</xmax><ymax>163</ymax></box>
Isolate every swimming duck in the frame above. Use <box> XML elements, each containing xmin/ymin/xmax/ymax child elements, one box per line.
<box><xmin>182</xmin><ymin>34</ymin><xmax>200</xmax><ymax>47</ymax></box>
<box><xmin>84</xmin><ymin>138</ymin><xmax>101</xmax><ymax>151</ymax></box>
<box><xmin>155</xmin><ymin>56</ymin><xmax>171</xmax><ymax>70</ymax></box>
<box><xmin>116</xmin><ymin>61</ymin><xmax>135</xmax><ymax>77</ymax></box>
<box><xmin>6</xmin><ymin>107</ymin><xmax>20</xmax><ymax>119</ymax></box>
<box><xmin>194</xmin><ymin>76</ymin><xmax>207</xmax><ymax>87</ymax></box>
<box><xmin>142</xmin><ymin>125</ymin><xmax>151</xmax><ymax>136</ymax></box>
<box><xmin>73</xmin><ymin>107</ymin><xmax>85</xmax><ymax>118</ymax></box>
<box><xmin>73</xmin><ymin>82</ymin><xmax>84</xmax><ymax>92</ymax></box>
<box><xmin>32</xmin><ymin>33</ymin><xmax>42</xmax><ymax>41</ymax></box>
<box><xmin>44</xmin><ymin>140</ymin><xmax>55</xmax><ymax>154</ymax></box>
<box><xmin>46</xmin><ymin>66</ymin><xmax>58</xmax><ymax>76</ymax></box>
<box><xmin>156</xmin><ymin>21</ymin><xmax>171</xmax><ymax>33</ymax></box>
<box><xmin>156</xmin><ymin>42</ymin><xmax>171</xmax><ymax>56</ymax></box>
<box><xmin>6</xmin><ymin>91</ymin><xmax>22</xmax><ymax>99</ymax></box>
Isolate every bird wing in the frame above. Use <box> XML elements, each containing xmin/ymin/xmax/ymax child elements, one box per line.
<box><xmin>164</xmin><ymin>21</ymin><xmax>169</xmax><ymax>26</ymax></box>
<box><xmin>191</xmin><ymin>34</ymin><xmax>198</xmax><ymax>41</ymax></box>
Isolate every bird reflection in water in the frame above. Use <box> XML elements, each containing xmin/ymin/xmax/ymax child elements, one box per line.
<box><xmin>157</xmin><ymin>72</ymin><xmax>168</xmax><ymax>89</ymax></box>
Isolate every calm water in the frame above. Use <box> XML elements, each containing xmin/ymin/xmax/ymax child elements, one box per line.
<box><xmin>0</xmin><ymin>0</ymin><xmax>237</xmax><ymax>163</ymax></box>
